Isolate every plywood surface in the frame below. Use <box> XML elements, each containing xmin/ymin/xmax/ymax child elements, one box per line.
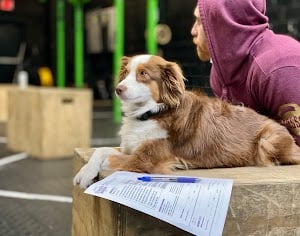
<box><xmin>73</xmin><ymin>148</ymin><xmax>300</xmax><ymax>236</ymax></box>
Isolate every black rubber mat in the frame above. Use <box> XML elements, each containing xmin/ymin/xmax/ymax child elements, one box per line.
<box><xmin>0</xmin><ymin>158</ymin><xmax>73</xmax><ymax>196</ymax></box>
<box><xmin>0</xmin><ymin>157</ymin><xmax>73</xmax><ymax>236</ymax></box>
<box><xmin>0</xmin><ymin>197</ymin><xmax>71</xmax><ymax>236</ymax></box>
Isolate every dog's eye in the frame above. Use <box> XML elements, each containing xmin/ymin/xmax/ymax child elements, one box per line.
<box><xmin>139</xmin><ymin>70</ymin><xmax>148</xmax><ymax>77</ymax></box>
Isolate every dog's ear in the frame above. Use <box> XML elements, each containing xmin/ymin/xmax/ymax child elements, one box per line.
<box><xmin>121</xmin><ymin>56</ymin><xmax>130</xmax><ymax>67</ymax></box>
<box><xmin>160</xmin><ymin>62</ymin><xmax>186</xmax><ymax>108</ymax></box>
<box><xmin>118</xmin><ymin>56</ymin><xmax>130</xmax><ymax>82</ymax></box>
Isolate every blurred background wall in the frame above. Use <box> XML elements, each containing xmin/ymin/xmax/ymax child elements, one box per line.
<box><xmin>0</xmin><ymin>0</ymin><xmax>299</xmax><ymax>98</ymax></box>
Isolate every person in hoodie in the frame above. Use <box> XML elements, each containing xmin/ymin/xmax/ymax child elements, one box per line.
<box><xmin>191</xmin><ymin>0</ymin><xmax>300</xmax><ymax>146</ymax></box>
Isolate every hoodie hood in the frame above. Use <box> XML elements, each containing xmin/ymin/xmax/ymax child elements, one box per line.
<box><xmin>197</xmin><ymin>0</ymin><xmax>269</xmax><ymax>98</ymax></box>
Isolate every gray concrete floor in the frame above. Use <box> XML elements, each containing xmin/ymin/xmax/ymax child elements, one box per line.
<box><xmin>0</xmin><ymin>101</ymin><xmax>121</xmax><ymax>236</ymax></box>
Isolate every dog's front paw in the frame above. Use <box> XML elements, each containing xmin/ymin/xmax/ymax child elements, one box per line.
<box><xmin>73</xmin><ymin>164</ymin><xmax>100</xmax><ymax>189</ymax></box>
<box><xmin>73</xmin><ymin>147</ymin><xmax>121</xmax><ymax>189</ymax></box>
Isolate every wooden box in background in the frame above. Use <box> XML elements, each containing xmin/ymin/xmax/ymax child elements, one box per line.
<box><xmin>7</xmin><ymin>87</ymin><xmax>92</xmax><ymax>159</ymax></box>
<box><xmin>0</xmin><ymin>84</ymin><xmax>16</xmax><ymax>123</ymax></box>
<box><xmin>72</xmin><ymin>148</ymin><xmax>300</xmax><ymax>236</ymax></box>
<box><xmin>6</xmin><ymin>87</ymin><xmax>34</xmax><ymax>152</ymax></box>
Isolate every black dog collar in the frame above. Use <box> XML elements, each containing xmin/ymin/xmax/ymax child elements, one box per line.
<box><xmin>136</xmin><ymin>110</ymin><xmax>159</xmax><ymax>121</ymax></box>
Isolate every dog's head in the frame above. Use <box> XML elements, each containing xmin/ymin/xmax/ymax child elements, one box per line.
<box><xmin>115</xmin><ymin>55</ymin><xmax>185</xmax><ymax>108</ymax></box>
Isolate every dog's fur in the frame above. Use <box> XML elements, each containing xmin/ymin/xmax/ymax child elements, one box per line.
<box><xmin>74</xmin><ymin>54</ymin><xmax>300</xmax><ymax>189</ymax></box>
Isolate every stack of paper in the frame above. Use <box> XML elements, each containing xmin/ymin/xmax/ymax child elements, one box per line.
<box><xmin>85</xmin><ymin>171</ymin><xmax>233</xmax><ymax>236</ymax></box>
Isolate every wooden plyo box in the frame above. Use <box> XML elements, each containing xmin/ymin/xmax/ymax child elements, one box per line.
<box><xmin>7</xmin><ymin>87</ymin><xmax>92</xmax><ymax>159</ymax></box>
<box><xmin>0</xmin><ymin>84</ymin><xmax>16</xmax><ymax>122</ymax></box>
<box><xmin>72</xmin><ymin>148</ymin><xmax>300</xmax><ymax>236</ymax></box>
<box><xmin>6</xmin><ymin>87</ymin><xmax>34</xmax><ymax>152</ymax></box>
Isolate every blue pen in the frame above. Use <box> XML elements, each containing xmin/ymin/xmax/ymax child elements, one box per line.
<box><xmin>137</xmin><ymin>176</ymin><xmax>201</xmax><ymax>183</ymax></box>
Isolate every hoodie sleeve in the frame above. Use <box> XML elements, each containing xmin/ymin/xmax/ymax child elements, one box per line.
<box><xmin>260</xmin><ymin>66</ymin><xmax>300</xmax><ymax>146</ymax></box>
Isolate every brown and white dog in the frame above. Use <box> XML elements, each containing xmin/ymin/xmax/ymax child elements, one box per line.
<box><xmin>74</xmin><ymin>54</ymin><xmax>300</xmax><ymax>189</ymax></box>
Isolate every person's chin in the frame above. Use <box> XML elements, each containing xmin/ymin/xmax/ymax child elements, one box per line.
<box><xmin>197</xmin><ymin>51</ymin><xmax>210</xmax><ymax>62</ymax></box>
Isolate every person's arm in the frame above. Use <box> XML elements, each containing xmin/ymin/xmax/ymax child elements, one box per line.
<box><xmin>260</xmin><ymin>67</ymin><xmax>300</xmax><ymax>146</ymax></box>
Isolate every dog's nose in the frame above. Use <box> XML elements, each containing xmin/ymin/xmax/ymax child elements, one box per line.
<box><xmin>115</xmin><ymin>85</ymin><xmax>127</xmax><ymax>95</ymax></box>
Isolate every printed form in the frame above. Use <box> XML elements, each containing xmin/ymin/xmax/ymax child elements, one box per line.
<box><xmin>85</xmin><ymin>171</ymin><xmax>233</xmax><ymax>236</ymax></box>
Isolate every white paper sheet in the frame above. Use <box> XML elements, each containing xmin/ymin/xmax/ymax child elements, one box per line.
<box><xmin>85</xmin><ymin>171</ymin><xmax>233</xmax><ymax>236</ymax></box>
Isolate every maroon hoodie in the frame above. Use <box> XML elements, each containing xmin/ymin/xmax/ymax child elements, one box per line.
<box><xmin>198</xmin><ymin>0</ymin><xmax>300</xmax><ymax>145</ymax></box>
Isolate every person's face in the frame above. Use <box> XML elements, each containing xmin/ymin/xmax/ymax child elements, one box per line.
<box><xmin>191</xmin><ymin>7</ymin><xmax>211</xmax><ymax>62</ymax></box>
